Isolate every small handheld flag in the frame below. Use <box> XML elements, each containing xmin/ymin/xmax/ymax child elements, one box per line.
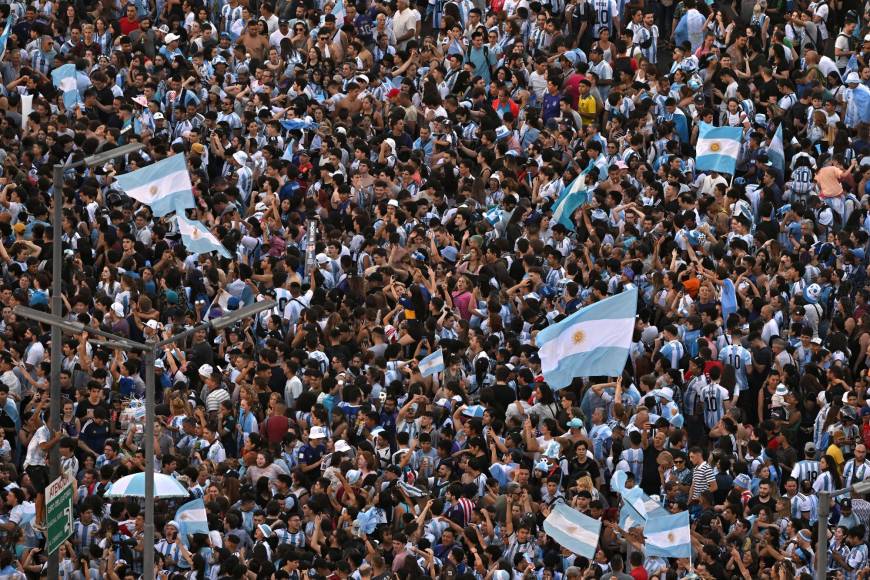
<box><xmin>418</xmin><ymin>349</ymin><xmax>445</xmax><ymax>377</ymax></box>
<box><xmin>177</xmin><ymin>215</ymin><xmax>232</xmax><ymax>259</ymax></box>
<box><xmin>175</xmin><ymin>498</ymin><xmax>209</xmax><ymax>546</ymax></box>
<box><xmin>695</xmin><ymin>122</ymin><xmax>742</xmax><ymax>175</ymax></box>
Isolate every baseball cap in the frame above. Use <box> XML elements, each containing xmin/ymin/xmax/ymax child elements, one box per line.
<box><xmin>198</xmin><ymin>364</ymin><xmax>213</xmax><ymax>378</ymax></box>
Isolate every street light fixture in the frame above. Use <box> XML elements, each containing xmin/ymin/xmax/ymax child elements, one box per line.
<box><xmin>82</xmin><ymin>142</ymin><xmax>147</xmax><ymax>168</ymax></box>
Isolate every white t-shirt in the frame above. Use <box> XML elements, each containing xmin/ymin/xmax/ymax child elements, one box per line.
<box><xmin>835</xmin><ymin>34</ymin><xmax>852</xmax><ymax>69</ymax></box>
<box><xmin>392</xmin><ymin>8</ymin><xmax>421</xmax><ymax>50</ymax></box>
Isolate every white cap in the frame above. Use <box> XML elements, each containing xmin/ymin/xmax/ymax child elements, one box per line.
<box><xmin>309</xmin><ymin>426</ymin><xmax>327</xmax><ymax>439</ymax></box>
<box><xmin>165</xmin><ymin>33</ymin><xmax>181</xmax><ymax>44</ymax></box>
<box><xmin>316</xmin><ymin>253</ymin><xmax>330</xmax><ymax>264</ymax></box>
<box><xmin>232</xmin><ymin>151</ymin><xmax>248</xmax><ymax>165</ymax></box>
<box><xmin>845</xmin><ymin>71</ymin><xmax>861</xmax><ymax>84</ymax></box>
<box><xmin>111</xmin><ymin>303</ymin><xmax>125</xmax><ymax>317</ymax></box>
<box><xmin>198</xmin><ymin>364</ymin><xmax>214</xmax><ymax>378</ymax></box>
<box><xmin>387</xmin><ymin>199</ymin><xmax>399</xmax><ymax>208</ymax></box>
<box><xmin>153</xmin><ymin>112</ymin><xmax>165</xmax><ymax>120</ymax></box>
<box><xmin>145</xmin><ymin>319</ymin><xmax>162</xmax><ymax>330</ymax></box>
<box><xmin>334</xmin><ymin>440</ymin><xmax>352</xmax><ymax>453</ymax></box>
<box><xmin>154</xmin><ymin>359</ymin><xmax>165</xmax><ymax>369</ymax></box>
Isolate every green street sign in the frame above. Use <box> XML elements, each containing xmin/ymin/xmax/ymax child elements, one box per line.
<box><xmin>46</xmin><ymin>475</ymin><xmax>74</xmax><ymax>555</ymax></box>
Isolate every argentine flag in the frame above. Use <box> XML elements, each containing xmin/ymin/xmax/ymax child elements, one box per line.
<box><xmin>543</xmin><ymin>503</ymin><xmax>601</xmax><ymax>558</ymax></box>
<box><xmin>419</xmin><ymin>349</ymin><xmax>445</xmax><ymax>377</ymax></box>
<box><xmin>51</xmin><ymin>64</ymin><xmax>80</xmax><ymax>110</ymax></box>
<box><xmin>537</xmin><ymin>288</ymin><xmax>638</xmax><ymax>389</ymax></box>
<box><xmin>280</xmin><ymin>119</ymin><xmax>319</xmax><ymax>132</ymax></box>
<box><xmin>619</xmin><ymin>495</ymin><xmax>647</xmax><ymax>530</ymax></box>
<box><xmin>695</xmin><ymin>122</ymin><xmax>742</xmax><ymax>175</ymax></box>
<box><xmin>0</xmin><ymin>16</ymin><xmax>12</xmax><ymax>63</ymax></box>
<box><xmin>114</xmin><ymin>154</ymin><xmax>195</xmax><ymax>217</ymax></box>
<box><xmin>551</xmin><ymin>172</ymin><xmax>588</xmax><ymax>231</ymax></box>
<box><xmin>644</xmin><ymin>510</ymin><xmax>692</xmax><ymax>558</ymax></box>
<box><xmin>176</xmin><ymin>498</ymin><xmax>209</xmax><ymax>545</ymax></box>
<box><xmin>332</xmin><ymin>0</ymin><xmax>346</xmax><ymax>20</ymax></box>
<box><xmin>768</xmin><ymin>124</ymin><xmax>785</xmax><ymax>175</ymax></box>
<box><xmin>177</xmin><ymin>215</ymin><xmax>232</xmax><ymax>259</ymax></box>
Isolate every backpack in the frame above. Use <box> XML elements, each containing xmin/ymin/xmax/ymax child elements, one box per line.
<box><xmin>465</xmin><ymin>44</ymin><xmax>493</xmax><ymax>75</ymax></box>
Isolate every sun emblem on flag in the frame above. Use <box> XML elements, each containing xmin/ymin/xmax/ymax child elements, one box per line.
<box><xmin>191</xmin><ymin>228</ymin><xmax>201</xmax><ymax>240</ymax></box>
<box><xmin>710</xmin><ymin>142</ymin><xmax>721</xmax><ymax>152</ymax></box>
<box><xmin>573</xmin><ymin>330</ymin><xmax>585</xmax><ymax>345</ymax></box>
<box><xmin>667</xmin><ymin>531</ymin><xmax>675</xmax><ymax>542</ymax></box>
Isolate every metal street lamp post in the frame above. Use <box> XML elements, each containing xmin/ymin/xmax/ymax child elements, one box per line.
<box><xmin>16</xmin><ymin>298</ymin><xmax>276</xmax><ymax>580</ymax></box>
<box><xmin>814</xmin><ymin>480</ymin><xmax>870</xmax><ymax>579</ymax></box>
<box><xmin>48</xmin><ymin>142</ymin><xmax>144</xmax><ymax>579</ymax></box>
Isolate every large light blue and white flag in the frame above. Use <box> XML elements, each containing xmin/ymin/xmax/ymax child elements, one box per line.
<box><xmin>176</xmin><ymin>498</ymin><xmax>209</xmax><ymax>545</ymax></box>
<box><xmin>419</xmin><ymin>348</ymin><xmax>445</xmax><ymax>377</ymax></box>
<box><xmin>537</xmin><ymin>288</ymin><xmax>638</xmax><ymax>389</ymax></box>
<box><xmin>695</xmin><ymin>122</ymin><xmax>742</xmax><ymax>175</ymax></box>
<box><xmin>543</xmin><ymin>503</ymin><xmax>601</xmax><ymax>559</ymax></box>
<box><xmin>551</xmin><ymin>172</ymin><xmax>588</xmax><ymax>232</ymax></box>
<box><xmin>644</xmin><ymin>510</ymin><xmax>692</xmax><ymax>558</ymax></box>
<box><xmin>280</xmin><ymin>119</ymin><xmax>319</xmax><ymax>132</ymax></box>
<box><xmin>114</xmin><ymin>154</ymin><xmax>195</xmax><ymax>217</ymax></box>
<box><xmin>0</xmin><ymin>16</ymin><xmax>12</xmax><ymax>63</ymax></box>
<box><xmin>768</xmin><ymin>124</ymin><xmax>785</xmax><ymax>175</ymax></box>
<box><xmin>51</xmin><ymin>64</ymin><xmax>80</xmax><ymax>110</ymax></box>
<box><xmin>177</xmin><ymin>215</ymin><xmax>232</xmax><ymax>259</ymax></box>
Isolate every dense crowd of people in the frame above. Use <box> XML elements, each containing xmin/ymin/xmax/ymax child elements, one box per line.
<box><xmin>0</xmin><ymin>0</ymin><xmax>868</xmax><ymax>577</ymax></box>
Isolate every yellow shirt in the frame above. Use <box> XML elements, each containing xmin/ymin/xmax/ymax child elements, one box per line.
<box><xmin>578</xmin><ymin>95</ymin><xmax>597</xmax><ymax>126</ymax></box>
<box><xmin>826</xmin><ymin>443</ymin><xmax>845</xmax><ymax>472</ymax></box>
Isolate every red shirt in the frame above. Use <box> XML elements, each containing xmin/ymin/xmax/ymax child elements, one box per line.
<box><xmin>118</xmin><ymin>16</ymin><xmax>140</xmax><ymax>36</ymax></box>
<box><xmin>260</xmin><ymin>414</ymin><xmax>290</xmax><ymax>445</ymax></box>
<box><xmin>631</xmin><ymin>566</ymin><xmax>649</xmax><ymax>580</ymax></box>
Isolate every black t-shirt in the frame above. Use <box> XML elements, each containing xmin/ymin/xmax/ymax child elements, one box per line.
<box><xmin>75</xmin><ymin>398</ymin><xmax>109</xmax><ymax>419</ymax></box>
<box><xmin>480</xmin><ymin>383</ymin><xmax>515</xmax><ymax>417</ymax></box>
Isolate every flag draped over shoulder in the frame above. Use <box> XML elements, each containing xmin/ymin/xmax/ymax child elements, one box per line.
<box><xmin>767</xmin><ymin>124</ymin><xmax>785</xmax><ymax>174</ymax></box>
<box><xmin>0</xmin><ymin>16</ymin><xmax>12</xmax><ymax>63</ymax></box>
<box><xmin>551</xmin><ymin>172</ymin><xmax>589</xmax><ymax>232</ymax></box>
<box><xmin>51</xmin><ymin>64</ymin><xmax>81</xmax><ymax>110</ymax></box>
